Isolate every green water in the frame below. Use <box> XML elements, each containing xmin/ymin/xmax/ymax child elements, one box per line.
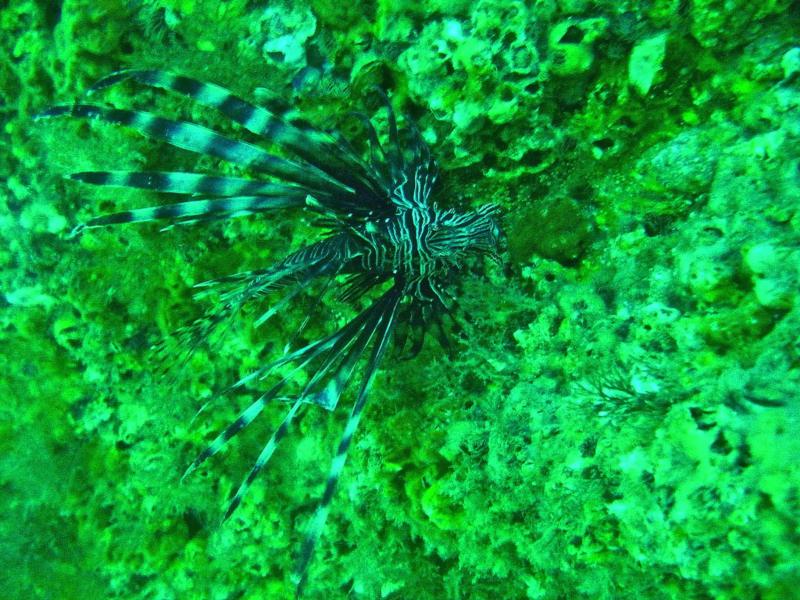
<box><xmin>2</xmin><ymin>1</ymin><xmax>799</xmax><ymax>598</ymax></box>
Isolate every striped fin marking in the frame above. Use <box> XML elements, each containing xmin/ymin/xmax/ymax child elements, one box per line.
<box><xmin>219</xmin><ymin>335</ymin><xmax>364</xmax><ymax>522</ymax></box>
<box><xmin>406</xmin><ymin>119</ymin><xmax>437</xmax><ymax>203</ymax></box>
<box><xmin>194</xmin><ymin>238</ymin><xmax>340</xmax><ymax>291</ymax></box>
<box><xmin>182</xmin><ymin>289</ymin><xmax>399</xmax><ymax>497</ymax></box>
<box><xmin>113</xmin><ymin>69</ymin><xmax>394</xmax><ymax>210</ymax></box>
<box><xmin>70</xmin><ymin>170</ymin><xmax>308</xmax><ymax>197</ymax></box>
<box><xmin>215</xmin><ymin>286</ymin><xmax>394</xmax><ymax>523</ymax></box>
<box><xmin>298</xmin><ymin>286</ymin><xmax>395</xmax><ymax>411</ymax></box>
<box><xmin>193</xmin><ymin>262</ymin><xmax>311</xmax><ymax>301</ymax></box>
<box><xmin>294</xmin><ymin>287</ymin><xmax>401</xmax><ymax>598</ymax></box>
<box><xmin>251</xmin><ymin>260</ymin><xmax>335</xmax><ymax>328</ymax></box>
<box><xmin>36</xmin><ymin>105</ymin><xmax>347</xmax><ymax>193</ymax></box>
<box><xmin>220</xmin><ymin>309</ymin><xmax>372</xmax><ymax>520</ymax></box>
<box><xmin>229</xmin><ymin>278</ymin><xmax>383</xmax><ymax>400</ymax></box>
<box><xmin>181</xmin><ymin>385</ymin><xmax>280</xmax><ymax>482</ymax></box>
<box><xmin>181</xmin><ymin>327</ymin><xmax>332</xmax><ymax>486</ymax></box>
<box><xmin>90</xmin><ymin>69</ymin><xmax>337</xmax><ymax>157</ymax></box>
<box><xmin>181</xmin><ymin>332</ymin><xmax>327</xmax><ymax>487</ymax></box>
<box><xmin>199</xmin><ymin>240</ymin><xmax>345</xmax><ymax>319</ymax></box>
<box><xmin>221</xmin><ymin>398</ymin><xmax>303</xmax><ymax>522</ymax></box>
<box><xmin>376</xmin><ymin>88</ymin><xmax>405</xmax><ymax>179</ymax></box>
<box><xmin>157</xmin><ymin>297</ymin><xmax>242</xmax><ymax>372</ymax></box>
<box><xmin>252</xmin><ymin>278</ymin><xmax>309</xmax><ymax>328</ymax></box>
<box><xmin>345</xmin><ymin>112</ymin><xmax>390</xmax><ymax>189</ymax></box>
<box><xmin>89</xmin><ymin>70</ymin><xmax>368</xmax><ymax>193</ymax></box>
<box><xmin>75</xmin><ymin>194</ymin><xmax>305</xmax><ymax>231</ymax></box>
<box><xmin>215</xmin><ymin>282</ymin><xmax>385</xmax><ymax>424</ymax></box>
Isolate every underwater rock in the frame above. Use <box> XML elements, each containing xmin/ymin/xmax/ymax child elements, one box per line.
<box><xmin>508</xmin><ymin>195</ymin><xmax>596</xmax><ymax>266</ymax></box>
<box><xmin>744</xmin><ymin>242</ymin><xmax>798</xmax><ymax>310</ymax></box>
<box><xmin>676</xmin><ymin>221</ymin><xmax>740</xmax><ymax>304</ymax></box>
<box><xmin>628</xmin><ymin>31</ymin><xmax>668</xmax><ymax>95</ymax></box>
<box><xmin>636</xmin><ymin>127</ymin><xmax>729</xmax><ymax>195</ymax></box>
<box><xmin>547</xmin><ymin>17</ymin><xmax>608</xmax><ymax>77</ymax></box>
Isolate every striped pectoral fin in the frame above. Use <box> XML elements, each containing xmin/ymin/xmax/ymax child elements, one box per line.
<box><xmin>75</xmin><ymin>194</ymin><xmax>305</xmax><ymax>230</ymax></box>
<box><xmin>187</xmin><ymin>292</ymin><xmax>393</xmax><ymax>523</ymax></box>
<box><xmin>204</xmin><ymin>249</ymin><xmax>338</xmax><ymax>324</ymax></box>
<box><xmin>215</xmin><ymin>292</ymin><xmax>395</xmax><ymax>525</ymax></box>
<box><xmin>88</xmin><ymin>69</ymin><xmax>368</xmax><ymax>190</ymax></box>
<box><xmin>252</xmin><ymin>281</ymin><xmax>308</xmax><ymax>329</ymax></box>
<box><xmin>181</xmin><ymin>389</ymin><xmax>276</xmax><ymax>482</ymax></box>
<box><xmin>192</xmin><ymin>268</ymin><xmax>285</xmax><ymax>304</ymax></box>
<box><xmin>37</xmin><ymin>104</ymin><xmax>346</xmax><ymax>193</ymax></box>
<box><xmin>38</xmin><ymin>104</ymin><xmax>265</xmax><ymax>165</ymax></box>
<box><xmin>69</xmin><ymin>170</ymin><xmax>310</xmax><ymax>198</ymax></box>
<box><xmin>89</xmin><ymin>69</ymin><xmax>333</xmax><ymax>150</ymax></box>
<box><xmin>293</xmin><ymin>288</ymin><xmax>401</xmax><ymax>597</ymax></box>
<box><xmin>249</xmin><ymin>258</ymin><xmax>338</xmax><ymax>328</ymax></box>
<box><xmin>339</xmin><ymin>112</ymin><xmax>392</xmax><ymax>198</ymax></box>
<box><xmin>86</xmin><ymin>69</ymin><xmax>135</xmax><ymax>93</ymax></box>
<box><xmin>194</xmin><ymin>266</ymin><xmax>275</xmax><ymax>290</ymax></box>
<box><xmin>299</xmin><ymin>290</ymin><xmax>391</xmax><ymax>412</ymax></box>
<box><xmin>221</xmin><ymin>398</ymin><xmax>304</xmax><ymax>523</ymax></box>
<box><xmin>301</xmin><ymin>364</ymin><xmax>354</xmax><ymax>412</ymax></box>
<box><xmin>250</xmin><ymin>283</ymin><xmax>384</xmax><ymax>382</ymax></box>
<box><xmin>244</xmin><ymin>292</ymin><xmax>375</xmax><ymax>403</ymax></box>
<box><xmin>220</xmin><ymin>314</ymin><xmax>359</xmax><ymax>413</ymax></box>
<box><xmin>377</xmin><ymin>88</ymin><xmax>405</xmax><ymax>177</ymax></box>
<box><xmin>194</xmin><ymin>236</ymin><xmax>341</xmax><ymax>295</ymax></box>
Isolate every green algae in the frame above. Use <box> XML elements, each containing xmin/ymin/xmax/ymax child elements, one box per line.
<box><xmin>2</xmin><ymin>1</ymin><xmax>799</xmax><ymax>599</ymax></box>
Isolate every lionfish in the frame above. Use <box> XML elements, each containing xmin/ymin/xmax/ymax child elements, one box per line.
<box><xmin>38</xmin><ymin>69</ymin><xmax>502</xmax><ymax>595</ymax></box>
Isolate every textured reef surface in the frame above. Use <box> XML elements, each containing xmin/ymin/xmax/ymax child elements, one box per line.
<box><xmin>1</xmin><ymin>1</ymin><xmax>798</xmax><ymax>598</ymax></box>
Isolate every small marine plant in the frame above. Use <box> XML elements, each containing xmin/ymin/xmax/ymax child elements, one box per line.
<box><xmin>576</xmin><ymin>360</ymin><xmax>675</xmax><ymax>421</ymax></box>
<box><xmin>37</xmin><ymin>70</ymin><xmax>503</xmax><ymax>595</ymax></box>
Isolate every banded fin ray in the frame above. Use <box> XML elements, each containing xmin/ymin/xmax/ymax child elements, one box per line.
<box><xmin>180</xmin><ymin>384</ymin><xmax>281</xmax><ymax>482</ymax></box>
<box><xmin>36</xmin><ymin>105</ymin><xmax>349</xmax><ymax>194</ymax></box>
<box><xmin>69</xmin><ymin>170</ymin><xmax>310</xmax><ymax>198</ymax></box>
<box><xmin>377</xmin><ymin>89</ymin><xmax>405</xmax><ymax>180</ymax></box>
<box><xmin>88</xmin><ymin>69</ymin><xmax>379</xmax><ymax>198</ymax></box>
<box><xmin>345</xmin><ymin>112</ymin><xmax>392</xmax><ymax>190</ymax></box>
<box><xmin>180</xmin><ymin>291</ymin><xmax>353</xmax><ymax>482</ymax></box>
<box><xmin>194</xmin><ymin>239</ymin><xmax>346</xmax><ymax>309</ymax></box>
<box><xmin>221</xmin><ymin>286</ymin><xmax>395</xmax><ymax>523</ymax></box>
<box><xmin>225</xmin><ymin>287</ymin><xmax>385</xmax><ymax>397</ymax></box>
<box><xmin>221</xmin><ymin>397</ymin><xmax>303</xmax><ymax>522</ymax></box>
<box><xmin>294</xmin><ymin>286</ymin><xmax>401</xmax><ymax>597</ymax></box>
<box><xmin>89</xmin><ymin>69</ymin><xmax>338</xmax><ymax>155</ymax></box>
<box><xmin>74</xmin><ymin>194</ymin><xmax>305</xmax><ymax>232</ymax></box>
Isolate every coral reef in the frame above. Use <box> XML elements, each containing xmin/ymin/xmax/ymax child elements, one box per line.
<box><xmin>1</xmin><ymin>0</ymin><xmax>798</xmax><ymax>599</ymax></box>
